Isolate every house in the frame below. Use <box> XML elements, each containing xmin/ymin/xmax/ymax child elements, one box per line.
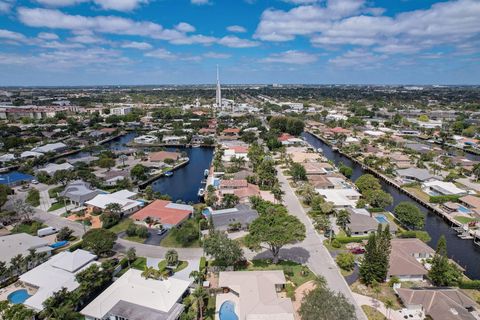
<box><xmin>316</xmin><ymin>188</ymin><xmax>361</xmax><ymax>208</ymax></box>
<box><xmin>207</xmin><ymin>204</ymin><xmax>259</xmax><ymax>231</ymax></box>
<box><xmin>459</xmin><ymin>195</ymin><xmax>480</xmax><ymax>214</ymax></box>
<box><xmin>85</xmin><ymin>190</ymin><xmax>142</xmax><ymax>215</ymax></box>
<box><xmin>67</xmin><ymin>156</ymin><xmax>99</xmax><ymax>165</ymax></box>
<box><xmin>149</xmin><ymin>151</ymin><xmax>181</xmax><ymax>162</ymax></box>
<box><xmin>222</xmin><ymin>146</ymin><xmax>249</xmax><ymax>162</ymax></box>
<box><xmin>222</xmin><ymin>128</ymin><xmax>241</xmax><ymax>136</ymax></box>
<box><xmin>387</xmin><ymin>238</ymin><xmax>435</xmax><ymax>282</ymax></box>
<box><xmin>38</xmin><ymin>162</ymin><xmax>74</xmax><ymax>176</ymax></box>
<box><xmin>217</xmin><ymin>271</ymin><xmax>295</xmax><ymax>320</ymax></box>
<box><xmin>131</xmin><ymin>200</ymin><xmax>193</xmax><ymax>229</ymax></box>
<box><xmin>220</xmin><ymin>179</ymin><xmax>248</xmax><ymax>190</ymax></box>
<box><xmin>0</xmin><ymin>153</ymin><xmax>15</xmax><ymax>163</ymax></box>
<box><xmin>396</xmin><ymin>168</ymin><xmax>435</xmax><ymax>183</ymax></box>
<box><xmin>134</xmin><ymin>135</ymin><xmax>158</xmax><ymax>144</ymax></box>
<box><xmin>289</xmin><ymin>151</ymin><xmax>321</xmax><ymax>163</ymax></box>
<box><xmin>80</xmin><ymin>269</ymin><xmax>190</xmax><ymax>320</ymax></box>
<box><xmin>110</xmin><ymin>106</ymin><xmax>132</xmax><ymax>116</ymax></box>
<box><xmin>32</xmin><ymin>142</ymin><xmax>67</xmax><ymax>154</ymax></box>
<box><xmin>346</xmin><ymin>213</ymin><xmax>380</xmax><ymax>237</ymax></box>
<box><xmin>422</xmin><ymin>180</ymin><xmax>467</xmax><ymax>196</ymax></box>
<box><xmin>20</xmin><ymin>151</ymin><xmax>43</xmax><ymax>159</ymax></box>
<box><xmin>396</xmin><ymin>288</ymin><xmax>479</xmax><ymax>320</ymax></box>
<box><xmin>162</xmin><ymin>135</ymin><xmax>187</xmax><ymax>144</ymax></box>
<box><xmin>0</xmin><ymin>233</ymin><xmax>53</xmax><ymax>266</ymax></box>
<box><xmin>222</xmin><ymin>183</ymin><xmax>261</xmax><ymax>202</ymax></box>
<box><xmin>303</xmin><ymin>162</ymin><xmax>335</xmax><ymax>175</ymax></box>
<box><xmin>387</xmin><ymin>153</ymin><xmax>412</xmax><ymax>169</ymax></box>
<box><xmin>59</xmin><ymin>180</ymin><xmax>101</xmax><ymax>206</ymax></box>
<box><xmin>308</xmin><ymin>175</ymin><xmax>335</xmax><ymax>189</ymax></box>
<box><xmin>19</xmin><ymin>250</ymin><xmax>97</xmax><ymax>311</ymax></box>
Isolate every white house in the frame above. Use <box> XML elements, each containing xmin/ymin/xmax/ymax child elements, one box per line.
<box><xmin>316</xmin><ymin>188</ymin><xmax>361</xmax><ymax>208</ymax></box>
<box><xmin>85</xmin><ymin>190</ymin><xmax>142</xmax><ymax>215</ymax></box>
<box><xmin>422</xmin><ymin>180</ymin><xmax>467</xmax><ymax>196</ymax></box>
<box><xmin>32</xmin><ymin>142</ymin><xmax>67</xmax><ymax>154</ymax></box>
<box><xmin>37</xmin><ymin>162</ymin><xmax>74</xmax><ymax>176</ymax></box>
<box><xmin>134</xmin><ymin>135</ymin><xmax>158</xmax><ymax>144</ymax></box>
<box><xmin>110</xmin><ymin>106</ymin><xmax>133</xmax><ymax>116</ymax></box>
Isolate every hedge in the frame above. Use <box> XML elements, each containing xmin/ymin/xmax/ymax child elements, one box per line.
<box><xmin>429</xmin><ymin>194</ymin><xmax>462</xmax><ymax>204</ymax></box>
<box><xmin>68</xmin><ymin>240</ymin><xmax>83</xmax><ymax>252</ymax></box>
<box><xmin>335</xmin><ymin>236</ymin><xmax>370</xmax><ymax>244</ymax></box>
<box><xmin>460</xmin><ymin>280</ymin><xmax>480</xmax><ymax>290</ymax></box>
<box><xmin>199</xmin><ymin>257</ymin><xmax>207</xmax><ymax>271</ymax></box>
<box><xmin>398</xmin><ymin>230</ymin><xmax>431</xmax><ymax>243</ymax></box>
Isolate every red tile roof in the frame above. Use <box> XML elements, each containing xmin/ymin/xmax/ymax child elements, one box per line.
<box><xmin>131</xmin><ymin>200</ymin><xmax>191</xmax><ymax>226</ymax></box>
<box><xmin>229</xmin><ymin>146</ymin><xmax>249</xmax><ymax>153</ymax></box>
<box><xmin>149</xmin><ymin>151</ymin><xmax>180</xmax><ymax>162</ymax></box>
<box><xmin>222</xmin><ymin>128</ymin><xmax>240</xmax><ymax>134</ymax></box>
<box><xmin>278</xmin><ymin>133</ymin><xmax>294</xmax><ymax>142</ymax></box>
<box><xmin>220</xmin><ymin>179</ymin><xmax>248</xmax><ymax>188</ymax></box>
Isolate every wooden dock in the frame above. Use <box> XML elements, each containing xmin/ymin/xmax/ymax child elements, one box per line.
<box><xmin>137</xmin><ymin>158</ymin><xmax>190</xmax><ymax>188</ymax></box>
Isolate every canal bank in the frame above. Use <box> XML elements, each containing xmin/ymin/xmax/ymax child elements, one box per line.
<box><xmin>302</xmin><ymin>131</ymin><xmax>480</xmax><ymax>280</ymax></box>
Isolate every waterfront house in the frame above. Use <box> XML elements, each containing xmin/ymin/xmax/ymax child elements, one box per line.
<box><xmin>162</xmin><ymin>135</ymin><xmax>187</xmax><ymax>144</ymax></box>
<box><xmin>19</xmin><ymin>250</ymin><xmax>97</xmax><ymax>311</ymax></box>
<box><xmin>396</xmin><ymin>288</ymin><xmax>479</xmax><ymax>320</ymax></box>
<box><xmin>81</xmin><ymin>269</ymin><xmax>190</xmax><ymax>320</ymax></box>
<box><xmin>221</xmin><ymin>146</ymin><xmax>249</xmax><ymax>162</ymax></box>
<box><xmin>85</xmin><ymin>190</ymin><xmax>142</xmax><ymax>216</ymax></box>
<box><xmin>37</xmin><ymin>162</ymin><xmax>74</xmax><ymax>176</ymax></box>
<box><xmin>101</xmin><ymin>170</ymin><xmax>129</xmax><ymax>186</ymax></box>
<box><xmin>458</xmin><ymin>195</ymin><xmax>480</xmax><ymax>215</ymax></box>
<box><xmin>31</xmin><ymin>142</ymin><xmax>67</xmax><ymax>154</ymax></box>
<box><xmin>0</xmin><ymin>153</ymin><xmax>15</xmax><ymax>163</ymax></box>
<box><xmin>0</xmin><ymin>233</ymin><xmax>52</xmax><ymax>266</ymax></box>
<box><xmin>396</xmin><ymin>168</ymin><xmax>435</xmax><ymax>183</ymax></box>
<box><xmin>303</xmin><ymin>162</ymin><xmax>335</xmax><ymax>175</ymax></box>
<box><xmin>308</xmin><ymin>175</ymin><xmax>335</xmax><ymax>189</ymax></box>
<box><xmin>208</xmin><ymin>204</ymin><xmax>259</xmax><ymax>232</ymax></box>
<box><xmin>387</xmin><ymin>153</ymin><xmax>412</xmax><ymax>169</ymax></box>
<box><xmin>422</xmin><ymin>180</ymin><xmax>467</xmax><ymax>196</ymax></box>
<box><xmin>216</xmin><ymin>270</ymin><xmax>295</xmax><ymax>320</ymax></box>
<box><xmin>222</xmin><ymin>128</ymin><xmax>241</xmax><ymax>137</ymax></box>
<box><xmin>149</xmin><ymin>151</ymin><xmax>181</xmax><ymax>162</ymax></box>
<box><xmin>387</xmin><ymin>238</ymin><xmax>435</xmax><ymax>282</ymax></box>
<box><xmin>316</xmin><ymin>188</ymin><xmax>361</xmax><ymax>208</ymax></box>
<box><xmin>134</xmin><ymin>135</ymin><xmax>158</xmax><ymax>144</ymax></box>
<box><xmin>220</xmin><ymin>179</ymin><xmax>248</xmax><ymax>190</ymax></box>
<box><xmin>346</xmin><ymin>213</ymin><xmax>379</xmax><ymax>237</ymax></box>
<box><xmin>130</xmin><ymin>200</ymin><xmax>193</xmax><ymax>229</ymax></box>
<box><xmin>59</xmin><ymin>180</ymin><xmax>101</xmax><ymax>206</ymax></box>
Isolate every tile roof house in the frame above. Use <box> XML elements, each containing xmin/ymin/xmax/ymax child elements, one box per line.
<box><xmin>209</xmin><ymin>204</ymin><xmax>259</xmax><ymax>231</ymax></box>
<box><xmin>220</xmin><ymin>179</ymin><xmax>249</xmax><ymax>189</ymax></box>
<box><xmin>396</xmin><ymin>288</ymin><xmax>479</xmax><ymax>320</ymax></box>
<box><xmin>59</xmin><ymin>180</ymin><xmax>101</xmax><ymax>206</ymax></box>
<box><xmin>303</xmin><ymin>162</ymin><xmax>335</xmax><ymax>175</ymax></box>
<box><xmin>85</xmin><ymin>190</ymin><xmax>142</xmax><ymax>215</ymax></box>
<box><xmin>396</xmin><ymin>168</ymin><xmax>435</xmax><ymax>183</ymax></box>
<box><xmin>459</xmin><ymin>195</ymin><xmax>480</xmax><ymax>214</ymax></box>
<box><xmin>149</xmin><ymin>151</ymin><xmax>181</xmax><ymax>162</ymax></box>
<box><xmin>217</xmin><ymin>271</ymin><xmax>295</xmax><ymax>320</ymax></box>
<box><xmin>388</xmin><ymin>238</ymin><xmax>435</xmax><ymax>282</ymax></box>
<box><xmin>81</xmin><ymin>269</ymin><xmax>190</xmax><ymax>320</ymax></box>
<box><xmin>131</xmin><ymin>200</ymin><xmax>193</xmax><ymax>229</ymax></box>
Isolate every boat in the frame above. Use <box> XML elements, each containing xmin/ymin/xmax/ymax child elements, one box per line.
<box><xmin>204</xmin><ymin>169</ymin><xmax>209</xmax><ymax>177</ymax></box>
<box><xmin>164</xmin><ymin>171</ymin><xmax>174</xmax><ymax>177</ymax></box>
<box><xmin>317</xmin><ymin>147</ymin><xmax>323</xmax><ymax>153</ymax></box>
<box><xmin>332</xmin><ymin>146</ymin><xmax>339</xmax><ymax>151</ymax></box>
<box><xmin>197</xmin><ymin>188</ymin><xmax>205</xmax><ymax>197</ymax></box>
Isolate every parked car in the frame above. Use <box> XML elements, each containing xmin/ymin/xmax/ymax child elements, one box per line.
<box><xmin>37</xmin><ymin>227</ymin><xmax>57</xmax><ymax>237</ymax></box>
<box><xmin>157</xmin><ymin>229</ymin><xmax>167</xmax><ymax>236</ymax></box>
<box><xmin>350</xmin><ymin>247</ymin><xmax>365</xmax><ymax>254</ymax></box>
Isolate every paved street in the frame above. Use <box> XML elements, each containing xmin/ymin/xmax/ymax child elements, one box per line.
<box><xmin>274</xmin><ymin>168</ymin><xmax>368</xmax><ymax>320</ymax></box>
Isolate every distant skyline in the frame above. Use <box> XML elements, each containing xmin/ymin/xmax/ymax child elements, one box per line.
<box><xmin>0</xmin><ymin>0</ymin><xmax>479</xmax><ymax>86</ymax></box>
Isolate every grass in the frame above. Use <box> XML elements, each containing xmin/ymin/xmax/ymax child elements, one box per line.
<box><xmin>362</xmin><ymin>305</ymin><xmax>387</xmax><ymax>320</ymax></box>
<box><xmin>160</xmin><ymin>232</ymin><xmax>200</xmax><ymax>248</ymax></box>
<box><xmin>455</xmin><ymin>216</ymin><xmax>479</xmax><ymax>224</ymax></box>
<box><xmin>351</xmin><ymin>280</ymin><xmax>402</xmax><ymax>310</ymax></box>
<box><xmin>48</xmin><ymin>202</ymin><xmax>66</xmax><ymax>212</ymax></box>
<box><xmin>48</xmin><ymin>186</ymin><xmax>65</xmax><ymax>198</ymax></box>
<box><xmin>340</xmin><ymin>268</ymin><xmax>354</xmax><ymax>277</ymax></box>
<box><xmin>404</xmin><ymin>186</ymin><xmax>430</xmax><ymax>203</ymax></box>
<box><xmin>131</xmin><ymin>257</ymin><xmax>147</xmax><ymax>270</ymax></box>
<box><xmin>174</xmin><ymin>260</ymin><xmax>189</xmax><ymax>273</ymax></box>
<box><xmin>244</xmin><ymin>259</ymin><xmax>316</xmax><ymax>287</ymax></box>
<box><xmin>108</xmin><ymin>218</ymin><xmax>133</xmax><ymax>234</ymax></box>
<box><xmin>124</xmin><ymin>235</ymin><xmax>146</xmax><ymax>243</ymax></box>
<box><xmin>12</xmin><ymin>221</ymin><xmax>46</xmax><ymax>235</ymax></box>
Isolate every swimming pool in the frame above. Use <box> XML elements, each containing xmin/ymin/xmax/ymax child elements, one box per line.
<box><xmin>7</xmin><ymin>289</ymin><xmax>31</xmax><ymax>304</ymax></box>
<box><xmin>458</xmin><ymin>205</ymin><xmax>472</xmax><ymax>214</ymax></box>
<box><xmin>375</xmin><ymin>215</ymin><xmax>389</xmax><ymax>224</ymax></box>
<box><xmin>219</xmin><ymin>300</ymin><xmax>238</xmax><ymax>320</ymax></box>
<box><xmin>0</xmin><ymin>171</ymin><xmax>35</xmax><ymax>186</ymax></box>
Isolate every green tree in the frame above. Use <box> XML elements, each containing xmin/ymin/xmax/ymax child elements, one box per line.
<box><xmin>26</xmin><ymin>188</ymin><xmax>40</xmax><ymax>207</ymax></box>
<box><xmin>359</xmin><ymin>224</ymin><xmax>392</xmax><ymax>285</ymax></box>
<box><xmin>355</xmin><ymin>174</ymin><xmax>381</xmax><ymax>193</ymax></box>
<box><xmin>394</xmin><ymin>202</ymin><xmax>425</xmax><ymax>229</ymax></box>
<box><xmin>191</xmin><ymin>285</ymin><xmax>208</xmax><ymax>320</ymax></box>
<box><xmin>0</xmin><ymin>185</ymin><xmax>11</xmax><ymax>208</ymax></box>
<box><xmin>165</xmin><ymin>249</ymin><xmax>179</xmax><ymax>266</ymax></box>
<box><xmin>203</xmin><ymin>231</ymin><xmax>244</xmax><ymax>267</ymax></box>
<box><xmin>339</xmin><ymin>165</ymin><xmax>353</xmax><ymax>178</ymax></box>
<box><xmin>364</xmin><ymin>189</ymin><xmax>393</xmax><ymax>209</ymax></box>
<box><xmin>126</xmin><ymin>247</ymin><xmax>136</xmax><ymax>266</ymax></box>
<box><xmin>53</xmin><ymin>169</ymin><xmax>73</xmax><ymax>186</ymax></box>
<box><xmin>336</xmin><ymin>252</ymin><xmax>355</xmax><ymax>271</ymax></box>
<box><xmin>82</xmin><ymin>228</ymin><xmax>117</xmax><ymax>256</ymax></box>
<box><xmin>173</xmin><ymin>220</ymin><xmax>199</xmax><ymax>246</ymax></box>
<box><xmin>299</xmin><ymin>284</ymin><xmax>356</xmax><ymax>320</ymax></box>
<box><xmin>221</xmin><ymin>193</ymin><xmax>239</xmax><ymax>209</ymax></box>
<box><xmin>428</xmin><ymin>235</ymin><xmax>462</xmax><ymax>286</ymax></box>
<box><xmin>56</xmin><ymin>227</ymin><xmax>73</xmax><ymax>241</ymax></box>
<box><xmin>336</xmin><ymin>210</ymin><xmax>350</xmax><ymax>230</ymax></box>
<box><xmin>245</xmin><ymin>211</ymin><xmax>306</xmax><ymax>264</ymax></box>
<box><xmin>290</xmin><ymin>163</ymin><xmax>307</xmax><ymax>182</ymax></box>
<box><xmin>130</xmin><ymin>164</ymin><xmax>148</xmax><ymax>181</ymax></box>
<box><xmin>42</xmin><ymin>287</ymin><xmax>78</xmax><ymax>320</ymax></box>
<box><xmin>0</xmin><ymin>300</ymin><xmax>36</xmax><ymax>320</ymax></box>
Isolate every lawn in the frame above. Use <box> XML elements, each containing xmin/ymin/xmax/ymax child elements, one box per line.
<box><xmin>455</xmin><ymin>216</ymin><xmax>479</xmax><ymax>224</ymax></box>
<box><xmin>108</xmin><ymin>218</ymin><xmax>133</xmax><ymax>234</ymax></box>
<box><xmin>12</xmin><ymin>221</ymin><xmax>46</xmax><ymax>235</ymax></box>
<box><xmin>351</xmin><ymin>280</ymin><xmax>402</xmax><ymax>310</ymax></box>
<box><xmin>48</xmin><ymin>186</ymin><xmax>65</xmax><ymax>198</ymax></box>
<box><xmin>362</xmin><ymin>305</ymin><xmax>387</xmax><ymax>320</ymax></box>
<box><xmin>160</xmin><ymin>232</ymin><xmax>200</xmax><ymax>248</ymax></box>
<box><xmin>174</xmin><ymin>260</ymin><xmax>189</xmax><ymax>273</ymax></box>
<box><xmin>404</xmin><ymin>186</ymin><xmax>430</xmax><ymax>203</ymax></box>
<box><xmin>48</xmin><ymin>202</ymin><xmax>66</xmax><ymax>212</ymax></box>
<box><xmin>245</xmin><ymin>259</ymin><xmax>316</xmax><ymax>287</ymax></box>
<box><xmin>131</xmin><ymin>257</ymin><xmax>147</xmax><ymax>270</ymax></box>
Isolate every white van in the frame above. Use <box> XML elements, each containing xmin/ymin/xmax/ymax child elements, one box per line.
<box><xmin>37</xmin><ymin>227</ymin><xmax>57</xmax><ymax>237</ymax></box>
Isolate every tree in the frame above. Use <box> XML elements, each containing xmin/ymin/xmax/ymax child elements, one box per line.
<box><xmin>53</xmin><ymin>169</ymin><xmax>74</xmax><ymax>186</ymax></box>
<box><xmin>173</xmin><ymin>220</ymin><xmax>199</xmax><ymax>246</ymax></box>
<box><xmin>105</xmin><ymin>202</ymin><xmax>122</xmax><ymax>217</ymax></box>
<box><xmin>271</xmin><ymin>183</ymin><xmax>284</xmax><ymax>204</ymax></box>
<box><xmin>203</xmin><ymin>231</ymin><xmax>244</xmax><ymax>267</ymax></box>
<box><xmin>339</xmin><ymin>165</ymin><xmax>353</xmax><ymax>178</ymax></box>
<box><xmin>9</xmin><ymin>254</ymin><xmax>24</xmax><ymax>276</ymax></box>
<box><xmin>221</xmin><ymin>193</ymin><xmax>239</xmax><ymax>209</ymax></box>
<box><xmin>0</xmin><ymin>301</ymin><xmax>36</xmax><ymax>320</ymax></box>
<box><xmin>290</xmin><ymin>163</ymin><xmax>307</xmax><ymax>182</ymax></box>
<box><xmin>165</xmin><ymin>249</ymin><xmax>179</xmax><ymax>266</ymax></box>
<box><xmin>314</xmin><ymin>214</ymin><xmax>331</xmax><ymax>232</ymax></box>
<box><xmin>126</xmin><ymin>247</ymin><xmax>136</xmax><ymax>266</ymax></box>
<box><xmin>364</xmin><ymin>189</ymin><xmax>393</xmax><ymax>209</ymax></box>
<box><xmin>394</xmin><ymin>202</ymin><xmax>425</xmax><ymax>229</ymax></box>
<box><xmin>473</xmin><ymin>163</ymin><xmax>480</xmax><ymax>181</ymax></box>
<box><xmin>359</xmin><ymin>224</ymin><xmax>392</xmax><ymax>285</ymax></box>
<box><xmin>428</xmin><ymin>235</ymin><xmax>462</xmax><ymax>286</ymax></box>
<box><xmin>11</xmin><ymin>198</ymin><xmax>34</xmax><ymax>222</ymax></box>
<box><xmin>336</xmin><ymin>252</ymin><xmax>355</xmax><ymax>271</ymax></box>
<box><xmin>0</xmin><ymin>185</ymin><xmax>11</xmax><ymax>208</ymax></box>
<box><xmin>245</xmin><ymin>212</ymin><xmax>306</xmax><ymax>264</ymax></box>
<box><xmin>82</xmin><ymin>228</ymin><xmax>117</xmax><ymax>256</ymax></box>
<box><xmin>355</xmin><ymin>174</ymin><xmax>381</xmax><ymax>194</ymax></box>
<box><xmin>42</xmin><ymin>287</ymin><xmax>78</xmax><ymax>320</ymax></box>
<box><xmin>130</xmin><ymin>164</ymin><xmax>148</xmax><ymax>181</ymax></box>
<box><xmin>336</xmin><ymin>210</ymin><xmax>350</xmax><ymax>230</ymax></box>
<box><xmin>26</xmin><ymin>188</ymin><xmax>40</xmax><ymax>207</ymax></box>
<box><xmin>191</xmin><ymin>285</ymin><xmax>208</xmax><ymax>320</ymax></box>
<box><xmin>56</xmin><ymin>227</ymin><xmax>73</xmax><ymax>241</ymax></box>
<box><xmin>299</xmin><ymin>284</ymin><xmax>356</xmax><ymax>320</ymax></box>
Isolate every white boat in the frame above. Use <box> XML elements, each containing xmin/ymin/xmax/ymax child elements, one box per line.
<box><xmin>204</xmin><ymin>169</ymin><xmax>209</xmax><ymax>177</ymax></box>
<box><xmin>197</xmin><ymin>188</ymin><xmax>205</xmax><ymax>197</ymax></box>
<box><xmin>317</xmin><ymin>147</ymin><xmax>323</xmax><ymax>153</ymax></box>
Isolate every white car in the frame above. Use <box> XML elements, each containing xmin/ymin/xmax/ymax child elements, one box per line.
<box><xmin>31</xmin><ymin>180</ymin><xmax>39</xmax><ymax>184</ymax></box>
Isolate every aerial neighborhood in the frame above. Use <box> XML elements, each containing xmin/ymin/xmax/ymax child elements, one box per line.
<box><xmin>1</xmin><ymin>84</ymin><xmax>480</xmax><ymax>320</ymax></box>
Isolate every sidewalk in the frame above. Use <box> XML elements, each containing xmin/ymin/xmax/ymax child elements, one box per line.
<box><xmin>352</xmin><ymin>292</ymin><xmax>416</xmax><ymax>320</ymax></box>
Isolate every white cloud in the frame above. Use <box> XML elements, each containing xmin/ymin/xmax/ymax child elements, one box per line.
<box><xmin>121</xmin><ymin>41</ymin><xmax>152</xmax><ymax>50</ymax></box>
<box><xmin>145</xmin><ymin>48</ymin><xmax>176</xmax><ymax>60</ymax></box>
<box><xmin>329</xmin><ymin>49</ymin><xmax>386</xmax><ymax>69</ymax></box>
<box><xmin>203</xmin><ymin>52</ymin><xmax>231</xmax><ymax>59</ymax></box>
<box><xmin>218</xmin><ymin>35</ymin><xmax>259</xmax><ymax>48</ymax></box>
<box><xmin>175</xmin><ymin>22</ymin><xmax>195</xmax><ymax>33</ymax></box>
<box><xmin>0</xmin><ymin>0</ymin><xmax>15</xmax><ymax>13</ymax></box>
<box><xmin>227</xmin><ymin>25</ymin><xmax>247</xmax><ymax>33</ymax></box>
<box><xmin>191</xmin><ymin>0</ymin><xmax>209</xmax><ymax>5</ymax></box>
<box><xmin>35</xmin><ymin>0</ymin><xmax>149</xmax><ymax>11</ymax></box>
<box><xmin>37</xmin><ymin>32</ymin><xmax>59</xmax><ymax>40</ymax></box>
<box><xmin>0</xmin><ymin>29</ymin><xmax>26</xmax><ymax>42</ymax></box>
<box><xmin>281</xmin><ymin>0</ymin><xmax>318</xmax><ymax>4</ymax></box>
<box><xmin>262</xmin><ymin>50</ymin><xmax>317</xmax><ymax>64</ymax></box>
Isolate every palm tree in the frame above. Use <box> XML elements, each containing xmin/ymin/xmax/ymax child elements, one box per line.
<box><xmin>105</xmin><ymin>202</ymin><xmax>123</xmax><ymax>217</ymax></box>
<box><xmin>271</xmin><ymin>183</ymin><xmax>284</xmax><ymax>204</ymax></box>
<box><xmin>9</xmin><ymin>254</ymin><xmax>24</xmax><ymax>276</ymax></box>
<box><xmin>191</xmin><ymin>285</ymin><xmax>208</xmax><ymax>320</ymax></box>
<box><xmin>126</xmin><ymin>247</ymin><xmax>136</xmax><ymax>267</ymax></box>
<box><xmin>384</xmin><ymin>298</ymin><xmax>394</xmax><ymax>320</ymax></box>
<box><xmin>25</xmin><ymin>248</ymin><xmax>37</xmax><ymax>270</ymax></box>
<box><xmin>165</xmin><ymin>249</ymin><xmax>179</xmax><ymax>266</ymax></box>
<box><xmin>189</xmin><ymin>270</ymin><xmax>205</xmax><ymax>285</ymax></box>
<box><xmin>336</xmin><ymin>210</ymin><xmax>350</xmax><ymax>230</ymax></box>
<box><xmin>141</xmin><ymin>266</ymin><xmax>159</xmax><ymax>280</ymax></box>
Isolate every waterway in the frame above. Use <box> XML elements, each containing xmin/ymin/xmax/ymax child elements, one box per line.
<box><xmin>100</xmin><ymin>132</ymin><xmax>213</xmax><ymax>203</ymax></box>
<box><xmin>303</xmin><ymin>132</ymin><xmax>480</xmax><ymax>280</ymax></box>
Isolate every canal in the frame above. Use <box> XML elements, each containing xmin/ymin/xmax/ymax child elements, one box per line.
<box><xmin>303</xmin><ymin>132</ymin><xmax>480</xmax><ymax>280</ymax></box>
<box><xmin>100</xmin><ymin>132</ymin><xmax>213</xmax><ymax>203</ymax></box>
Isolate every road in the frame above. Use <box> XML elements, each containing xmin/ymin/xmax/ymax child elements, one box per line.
<box><xmin>274</xmin><ymin>168</ymin><xmax>368</xmax><ymax>320</ymax></box>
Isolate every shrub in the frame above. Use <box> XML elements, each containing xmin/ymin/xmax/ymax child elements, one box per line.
<box><xmin>136</xmin><ymin>226</ymin><xmax>149</xmax><ymax>239</ymax></box>
<box><xmin>459</xmin><ymin>280</ymin><xmax>480</xmax><ymax>290</ymax></box>
<box><xmin>429</xmin><ymin>194</ymin><xmax>461</xmax><ymax>204</ymax></box>
<box><xmin>26</xmin><ymin>189</ymin><xmax>40</xmax><ymax>207</ymax></box>
<box><xmin>126</xmin><ymin>223</ymin><xmax>137</xmax><ymax>237</ymax></box>
<box><xmin>388</xmin><ymin>276</ymin><xmax>400</xmax><ymax>287</ymax></box>
<box><xmin>336</xmin><ymin>252</ymin><xmax>355</xmax><ymax>271</ymax></box>
<box><xmin>331</xmin><ymin>239</ymin><xmax>341</xmax><ymax>248</ymax></box>
<box><xmin>398</xmin><ymin>230</ymin><xmax>431</xmax><ymax>243</ymax></box>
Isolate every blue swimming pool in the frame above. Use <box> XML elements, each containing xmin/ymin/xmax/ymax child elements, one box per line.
<box><xmin>50</xmin><ymin>240</ymin><xmax>68</xmax><ymax>249</ymax></box>
<box><xmin>0</xmin><ymin>171</ymin><xmax>35</xmax><ymax>186</ymax></box>
<box><xmin>219</xmin><ymin>301</ymin><xmax>238</xmax><ymax>320</ymax></box>
<box><xmin>458</xmin><ymin>205</ymin><xmax>472</xmax><ymax>214</ymax></box>
<box><xmin>375</xmin><ymin>215</ymin><xmax>389</xmax><ymax>224</ymax></box>
<box><xmin>7</xmin><ymin>289</ymin><xmax>31</xmax><ymax>304</ymax></box>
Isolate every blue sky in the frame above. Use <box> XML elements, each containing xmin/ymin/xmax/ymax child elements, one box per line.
<box><xmin>0</xmin><ymin>0</ymin><xmax>479</xmax><ymax>85</ymax></box>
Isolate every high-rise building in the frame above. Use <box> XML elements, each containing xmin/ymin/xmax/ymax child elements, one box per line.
<box><xmin>216</xmin><ymin>65</ymin><xmax>222</xmax><ymax>109</ymax></box>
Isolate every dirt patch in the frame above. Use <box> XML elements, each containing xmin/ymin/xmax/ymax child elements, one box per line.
<box><xmin>293</xmin><ymin>280</ymin><xmax>316</xmax><ymax>319</ymax></box>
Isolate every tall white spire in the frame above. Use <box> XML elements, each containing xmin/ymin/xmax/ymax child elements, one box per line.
<box><xmin>216</xmin><ymin>65</ymin><xmax>222</xmax><ymax>109</ymax></box>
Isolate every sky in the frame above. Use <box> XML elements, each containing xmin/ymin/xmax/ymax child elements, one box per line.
<box><xmin>0</xmin><ymin>0</ymin><xmax>479</xmax><ymax>86</ymax></box>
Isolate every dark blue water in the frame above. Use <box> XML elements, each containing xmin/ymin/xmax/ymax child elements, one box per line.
<box><xmin>150</xmin><ymin>147</ymin><xmax>213</xmax><ymax>203</ymax></box>
<box><xmin>303</xmin><ymin>132</ymin><xmax>480</xmax><ymax>279</ymax></box>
